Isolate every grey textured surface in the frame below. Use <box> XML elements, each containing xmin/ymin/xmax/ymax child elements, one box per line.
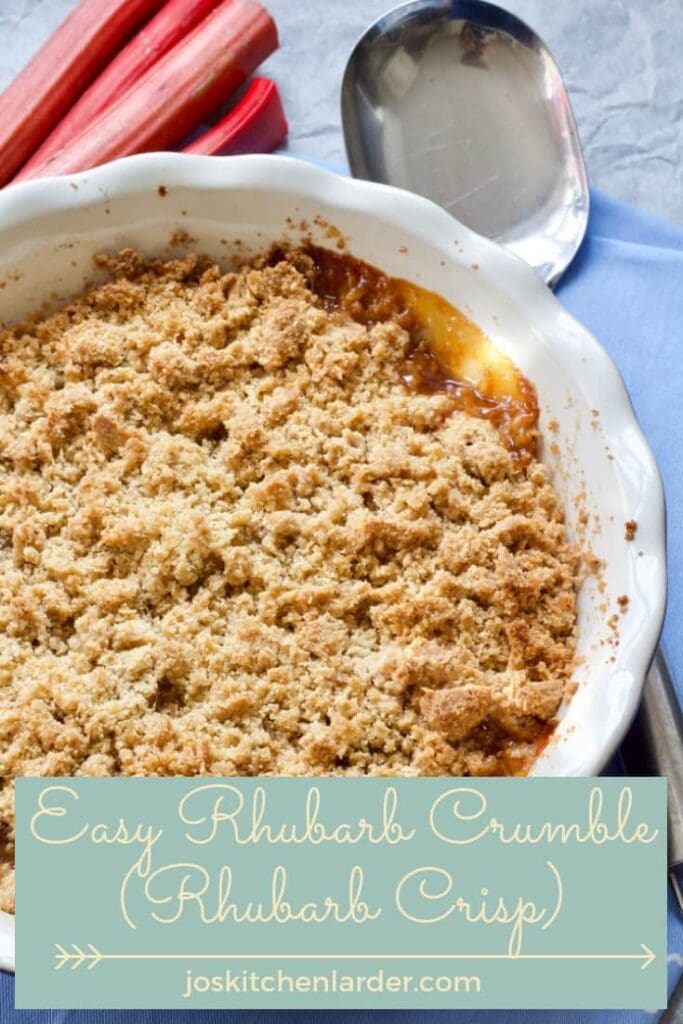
<box><xmin>1</xmin><ymin>0</ymin><xmax>682</xmax><ymax>222</ymax></box>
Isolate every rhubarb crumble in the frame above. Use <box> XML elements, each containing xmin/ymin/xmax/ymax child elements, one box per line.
<box><xmin>0</xmin><ymin>245</ymin><xmax>579</xmax><ymax>912</ymax></box>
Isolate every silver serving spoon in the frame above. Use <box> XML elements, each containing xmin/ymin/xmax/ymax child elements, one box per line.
<box><xmin>341</xmin><ymin>0</ymin><xmax>588</xmax><ymax>287</ymax></box>
<box><xmin>342</xmin><ymin>0</ymin><xmax>683</xmax><ymax>905</ymax></box>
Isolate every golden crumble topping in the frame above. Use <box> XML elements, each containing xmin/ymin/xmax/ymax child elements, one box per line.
<box><xmin>0</xmin><ymin>247</ymin><xmax>579</xmax><ymax>912</ymax></box>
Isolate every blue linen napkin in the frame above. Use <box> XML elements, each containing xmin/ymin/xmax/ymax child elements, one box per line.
<box><xmin>1</xmin><ymin>185</ymin><xmax>682</xmax><ymax>1022</ymax></box>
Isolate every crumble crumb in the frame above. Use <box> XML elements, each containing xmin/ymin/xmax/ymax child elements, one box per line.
<box><xmin>169</xmin><ymin>229</ymin><xmax>192</xmax><ymax>248</ymax></box>
<box><xmin>624</xmin><ymin>519</ymin><xmax>638</xmax><ymax>541</ymax></box>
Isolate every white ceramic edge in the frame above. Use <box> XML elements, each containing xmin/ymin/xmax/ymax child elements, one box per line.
<box><xmin>0</xmin><ymin>153</ymin><xmax>666</xmax><ymax>975</ymax></box>
<box><xmin>0</xmin><ymin>912</ymin><xmax>13</xmax><ymax>973</ymax></box>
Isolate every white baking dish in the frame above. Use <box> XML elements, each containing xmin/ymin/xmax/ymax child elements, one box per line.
<box><xmin>0</xmin><ymin>154</ymin><xmax>666</xmax><ymax>972</ymax></box>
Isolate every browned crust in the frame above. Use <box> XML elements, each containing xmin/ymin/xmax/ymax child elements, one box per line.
<box><xmin>0</xmin><ymin>248</ymin><xmax>580</xmax><ymax>912</ymax></box>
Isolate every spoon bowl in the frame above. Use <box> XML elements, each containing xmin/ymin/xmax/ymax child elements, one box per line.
<box><xmin>342</xmin><ymin>0</ymin><xmax>589</xmax><ymax>286</ymax></box>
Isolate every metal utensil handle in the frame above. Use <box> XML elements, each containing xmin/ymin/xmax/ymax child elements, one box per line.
<box><xmin>621</xmin><ymin>647</ymin><xmax>683</xmax><ymax>904</ymax></box>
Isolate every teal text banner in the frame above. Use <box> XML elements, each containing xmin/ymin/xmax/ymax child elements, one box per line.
<box><xmin>15</xmin><ymin>777</ymin><xmax>666</xmax><ymax>1009</ymax></box>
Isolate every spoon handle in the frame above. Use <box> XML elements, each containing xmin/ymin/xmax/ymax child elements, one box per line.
<box><xmin>620</xmin><ymin>646</ymin><xmax>683</xmax><ymax>909</ymax></box>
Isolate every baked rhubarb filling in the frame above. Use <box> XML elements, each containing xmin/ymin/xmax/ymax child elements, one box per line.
<box><xmin>0</xmin><ymin>244</ymin><xmax>579</xmax><ymax>912</ymax></box>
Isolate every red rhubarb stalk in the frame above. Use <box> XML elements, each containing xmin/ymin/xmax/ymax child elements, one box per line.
<box><xmin>20</xmin><ymin>0</ymin><xmax>225</xmax><ymax>178</ymax></box>
<box><xmin>183</xmin><ymin>77</ymin><xmax>286</xmax><ymax>156</ymax></box>
<box><xmin>18</xmin><ymin>0</ymin><xmax>278</xmax><ymax>182</ymax></box>
<box><xmin>0</xmin><ymin>0</ymin><xmax>165</xmax><ymax>186</ymax></box>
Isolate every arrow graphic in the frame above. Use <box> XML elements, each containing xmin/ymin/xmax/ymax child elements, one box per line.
<box><xmin>54</xmin><ymin>944</ymin><xmax>656</xmax><ymax>972</ymax></box>
<box><xmin>54</xmin><ymin>944</ymin><xmax>103</xmax><ymax>971</ymax></box>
